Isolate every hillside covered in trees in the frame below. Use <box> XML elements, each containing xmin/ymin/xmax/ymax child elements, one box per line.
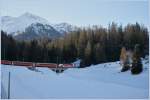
<box><xmin>1</xmin><ymin>22</ymin><xmax>149</xmax><ymax>67</ymax></box>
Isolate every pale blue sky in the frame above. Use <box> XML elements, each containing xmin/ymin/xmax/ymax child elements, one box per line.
<box><xmin>1</xmin><ymin>0</ymin><xmax>149</xmax><ymax>27</ymax></box>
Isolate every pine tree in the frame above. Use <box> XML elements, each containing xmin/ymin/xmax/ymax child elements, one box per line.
<box><xmin>78</xmin><ymin>30</ymin><xmax>87</xmax><ymax>59</ymax></box>
<box><xmin>28</xmin><ymin>40</ymin><xmax>38</xmax><ymax>62</ymax></box>
<box><xmin>121</xmin><ymin>53</ymin><xmax>131</xmax><ymax>72</ymax></box>
<box><xmin>120</xmin><ymin>47</ymin><xmax>131</xmax><ymax>72</ymax></box>
<box><xmin>83</xmin><ymin>41</ymin><xmax>92</xmax><ymax>66</ymax></box>
<box><xmin>120</xmin><ymin>47</ymin><xmax>127</xmax><ymax>66</ymax></box>
<box><xmin>94</xmin><ymin>43</ymin><xmax>106</xmax><ymax>64</ymax></box>
<box><xmin>131</xmin><ymin>44</ymin><xmax>143</xmax><ymax>74</ymax></box>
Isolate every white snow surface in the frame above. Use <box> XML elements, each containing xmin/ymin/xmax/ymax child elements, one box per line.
<box><xmin>1</xmin><ymin>58</ymin><xmax>149</xmax><ymax>99</ymax></box>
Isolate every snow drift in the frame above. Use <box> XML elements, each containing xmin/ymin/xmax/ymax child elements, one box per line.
<box><xmin>1</xmin><ymin>57</ymin><xmax>149</xmax><ymax>99</ymax></box>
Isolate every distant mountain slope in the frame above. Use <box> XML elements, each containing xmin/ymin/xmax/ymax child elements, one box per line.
<box><xmin>14</xmin><ymin>23</ymin><xmax>61</xmax><ymax>40</ymax></box>
<box><xmin>52</xmin><ymin>23</ymin><xmax>77</xmax><ymax>34</ymax></box>
<box><xmin>1</xmin><ymin>12</ymin><xmax>77</xmax><ymax>40</ymax></box>
<box><xmin>2</xmin><ymin>12</ymin><xmax>49</xmax><ymax>35</ymax></box>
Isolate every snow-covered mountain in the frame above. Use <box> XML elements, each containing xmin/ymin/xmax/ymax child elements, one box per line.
<box><xmin>2</xmin><ymin>12</ymin><xmax>49</xmax><ymax>35</ymax></box>
<box><xmin>1</xmin><ymin>12</ymin><xmax>77</xmax><ymax>40</ymax></box>
<box><xmin>15</xmin><ymin>23</ymin><xmax>61</xmax><ymax>40</ymax></box>
<box><xmin>52</xmin><ymin>23</ymin><xmax>77</xmax><ymax>34</ymax></box>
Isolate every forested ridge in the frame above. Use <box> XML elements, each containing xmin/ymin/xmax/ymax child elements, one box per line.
<box><xmin>1</xmin><ymin>22</ymin><xmax>149</xmax><ymax>67</ymax></box>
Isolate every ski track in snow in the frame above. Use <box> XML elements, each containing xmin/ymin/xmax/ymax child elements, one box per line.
<box><xmin>1</xmin><ymin>84</ymin><xmax>8</xmax><ymax>99</ymax></box>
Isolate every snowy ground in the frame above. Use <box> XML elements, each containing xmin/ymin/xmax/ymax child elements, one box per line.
<box><xmin>1</xmin><ymin>57</ymin><xmax>149</xmax><ymax>99</ymax></box>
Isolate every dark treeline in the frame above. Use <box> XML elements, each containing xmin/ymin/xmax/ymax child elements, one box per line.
<box><xmin>1</xmin><ymin>22</ymin><xmax>149</xmax><ymax>67</ymax></box>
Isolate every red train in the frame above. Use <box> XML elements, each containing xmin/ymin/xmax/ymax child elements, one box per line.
<box><xmin>1</xmin><ymin>60</ymin><xmax>12</xmax><ymax>65</ymax></box>
<box><xmin>13</xmin><ymin>61</ymin><xmax>33</xmax><ymax>67</ymax></box>
<box><xmin>62</xmin><ymin>64</ymin><xmax>74</xmax><ymax>68</ymax></box>
<box><xmin>1</xmin><ymin>60</ymin><xmax>76</xmax><ymax>68</ymax></box>
<box><xmin>35</xmin><ymin>63</ymin><xmax>57</xmax><ymax>68</ymax></box>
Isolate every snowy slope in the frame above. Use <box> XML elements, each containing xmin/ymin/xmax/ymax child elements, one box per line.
<box><xmin>52</xmin><ymin>23</ymin><xmax>77</xmax><ymax>34</ymax></box>
<box><xmin>1</xmin><ymin>57</ymin><xmax>149</xmax><ymax>99</ymax></box>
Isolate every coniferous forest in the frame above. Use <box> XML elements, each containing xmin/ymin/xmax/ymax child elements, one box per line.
<box><xmin>1</xmin><ymin>22</ymin><xmax>149</xmax><ymax>67</ymax></box>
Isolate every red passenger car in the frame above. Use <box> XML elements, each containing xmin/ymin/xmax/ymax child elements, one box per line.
<box><xmin>12</xmin><ymin>61</ymin><xmax>33</xmax><ymax>67</ymax></box>
<box><xmin>35</xmin><ymin>63</ymin><xmax>57</xmax><ymax>68</ymax></box>
<box><xmin>1</xmin><ymin>60</ymin><xmax>12</xmax><ymax>65</ymax></box>
<box><xmin>63</xmin><ymin>64</ymin><xmax>74</xmax><ymax>68</ymax></box>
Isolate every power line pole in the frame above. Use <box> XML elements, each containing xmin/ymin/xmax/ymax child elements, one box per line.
<box><xmin>8</xmin><ymin>72</ymin><xmax>11</xmax><ymax>99</ymax></box>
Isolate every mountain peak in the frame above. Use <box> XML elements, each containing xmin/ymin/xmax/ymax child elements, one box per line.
<box><xmin>22</xmin><ymin>12</ymin><xmax>33</xmax><ymax>16</ymax></box>
<box><xmin>19</xmin><ymin>12</ymin><xmax>41</xmax><ymax>19</ymax></box>
<box><xmin>2</xmin><ymin>12</ymin><xmax>50</xmax><ymax>34</ymax></box>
